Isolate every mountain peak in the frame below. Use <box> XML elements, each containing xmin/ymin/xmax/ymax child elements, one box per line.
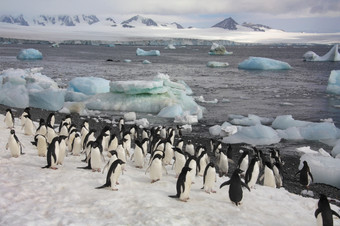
<box><xmin>121</xmin><ymin>15</ymin><xmax>158</xmax><ymax>27</ymax></box>
<box><xmin>212</xmin><ymin>17</ymin><xmax>238</xmax><ymax>30</ymax></box>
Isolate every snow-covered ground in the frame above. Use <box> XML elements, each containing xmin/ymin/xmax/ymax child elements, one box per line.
<box><xmin>0</xmin><ymin>22</ymin><xmax>339</xmax><ymax>44</ymax></box>
<box><xmin>1</xmin><ymin>113</ymin><xmax>340</xmax><ymax>226</ymax></box>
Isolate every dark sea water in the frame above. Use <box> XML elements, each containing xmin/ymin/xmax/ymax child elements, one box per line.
<box><xmin>1</xmin><ymin>44</ymin><xmax>340</xmax><ymax>146</ymax></box>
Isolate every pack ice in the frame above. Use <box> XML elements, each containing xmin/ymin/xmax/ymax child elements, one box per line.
<box><xmin>208</xmin><ymin>43</ymin><xmax>233</xmax><ymax>55</ymax></box>
<box><xmin>238</xmin><ymin>57</ymin><xmax>292</xmax><ymax>70</ymax></box>
<box><xmin>17</xmin><ymin>48</ymin><xmax>43</xmax><ymax>60</ymax></box>
<box><xmin>326</xmin><ymin>70</ymin><xmax>340</xmax><ymax>95</ymax></box>
<box><xmin>303</xmin><ymin>44</ymin><xmax>340</xmax><ymax>62</ymax></box>
<box><xmin>136</xmin><ymin>48</ymin><xmax>160</xmax><ymax>56</ymax></box>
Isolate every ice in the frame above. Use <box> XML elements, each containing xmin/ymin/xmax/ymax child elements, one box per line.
<box><xmin>68</xmin><ymin>77</ymin><xmax>110</xmax><ymax>95</ymax></box>
<box><xmin>208</xmin><ymin>43</ymin><xmax>233</xmax><ymax>55</ymax></box>
<box><xmin>326</xmin><ymin>70</ymin><xmax>340</xmax><ymax>95</ymax></box>
<box><xmin>230</xmin><ymin>114</ymin><xmax>273</xmax><ymax>126</ymax></box>
<box><xmin>110</xmin><ymin>80</ymin><xmax>166</xmax><ymax>95</ymax></box>
<box><xmin>165</xmin><ymin>44</ymin><xmax>176</xmax><ymax>49</ymax></box>
<box><xmin>238</xmin><ymin>57</ymin><xmax>292</xmax><ymax>70</ymax></box>
<box><xmin>136</xmin><ymin>48</ymin><xmax>160</xmax><ymax>56</ymax></box>
<box><xmin>124</xmin><ymin>112</ymin><xmax>137</xmax><ymax>121</ymax></box>
<box><xmin>223</xmin><ymin>124</ymin><xmax>281</xmax><ymax>145</ymax></box>
<box><xmin>29</xmin><ymin>88</ymin><xmax>65</xmax><ymax>111</ymax></box>
<box><xmin>331</xmin><ymin>140</ymin><xmax>340</xmax><ymax>157</ymax></box>
<box><xmin>206</xmin><ymin>61</ymin><xmax>229</xmax><ymax>68</ymax></box>
<box><xmin>209</xmin><ymin>125</ymin><xmax>222</xmax><ymax>136</ymax></box>
<box><xmin>272</xmin><ymin>115</ymin><xmax>311</xmax><ymax>129</ymax></box>
<box><xmin>298</xmin><ymin>146</ymin><xmax>340</xmax><ymax>189</ymax></box>
<box><xmin>16</xmin><ymin>48</ymin><xmax>43</xmax><ymax>60</ymax></box>
<box><xmin>142</xmin><ymin>60</ymin><xmax>151</xmax><ymax>64</ymax></box>
<box><xmin>157</xmin><ymin>104</ymin><xmax>183</xmax><ymax>118</ymax></box>
<box><xmin>303</xmin><ymin>44</ymin><xmax>340</xmax><ymax>62</ymax></box>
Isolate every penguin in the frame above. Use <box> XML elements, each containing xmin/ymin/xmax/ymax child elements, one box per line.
<box><xmin>196</xmin><ymin>145</ymin><xmax>206</xmax><ymax>158</ymax></box>
<box><xmin>202</xmin><ymin>162</ymin><xmax>217</xmax><ymax>194</ymax></box>
<box><xmin>22</xmin><ymin>115</ymin><xmax>35</xmax><ymax>136</ymax></box>
<box><xmin>46</xmin><ymin>113</ymin><xmax>55</xmax><ymax>128</ymax></box>
<box><xmin>197</xmin><ymin>150</ymin><xmax>209</xmax><ymax>176</ymax></box>
<box><xmin>116</xmin><ymin>143</ymin><xmax>127</xmax><ymax>164</ymax></box>
<box><xmin>57</xmin><ymin>136</ymin><xmax>67</xmax><ymax>165</ymax></box>
<box><xmin>99</xmin><ymin>126</ymin><xmax>111</xmax><ymax>152</ymax></box>
<box><xmin>237</xmin><ymin>150</ymin><xmax>249</xmax><ymax>177</ymax></box>
<box><xmin>33</xmin><ymin>134</ymin><xmax>48</xmax><ymax>157</ymax></box>
<box><xmin>118</xmin><ymin>117</ymin><xmax>125</xmax><ymax>134</ymax></box>
<box><xmin>122</xmin><ymin>132</ymin><xmax>132</xmax><ymax>157</ymax></box>
<box><xmin>220</xmin><ymin>168</ymin><xmax>250</xmax><ymax>206</ymax></box>
<box><xmin>90</xmin><ymin>141</ymin><xmax>104</xmax><ymax>172</ymax></box>
<box><xmin>6</xmin><ymin>129</ymin><xmax>23</xmax><ymax>158</ymax></box>
<box><xmin>82</xmin><ymin>129</ymin><xmax>96</xmax><ymax>162</ymax></box>
<box><xmin>35</xmin><ymin>118</ymin><xmax>46</xmax><ymax>136</ymax></box>
<box><xmin>42</xmin><ymin>136</ymin><xmax>59</xmax><ymax>169</ymax></box>
<box><xmin>129</xmin><ymin>125</ymin><xmax>138</xmax><ymax>141</ymax></box>
<box><xmin>80</xmin><ymin>120</ymin><xmax>89</xmax><ymax>149</ymax></box>
<box><xmin>96</xmin><ymin>159</ymin><xmax>125</xmax><ymax>191</ymax></box>
<box><xmin>71</xmin><ymin>133</ymin><xmax>82</xmax><ymax>156</ymax></box>
<box><xmin>46</xmin><ymin>122</ymin><xmax>57</xmax><ymax>144</ymax></box>
<box><xmin>108</xmin><ymin>134</ymin><xmax>118</xmax><ymax>153</ymax></box>
<box><xmin>185</xmin><ymin>140</ymin><xmax>195</xmax><ymax>157</ymax></box>
<box><xmin>176</xmin><ymin>139</ymin><xmax>184</xmax><ymax>151</ymax></box>
<box><xmin>169</xmin><ymin>166</ymin><xmax>192</xmax><ymax>202</ymax></box>
<box><xmin>20</xmin><ymin>107</ymin><xmax>30</xmax><ymax>126</ymax></box>
<box><xmin>4</xmin><ymin>108</ymin><xmax>14</xmax><ymax>128</ymax></box>
<box><xmin>273</xmin><ymin>162</ymin><xmax>283</xmax><ymax>188</ymax></box>
<box><xmin>173</xmin><ymin>147</ymin><xmax>187</xmax><ymax>178</ymax></box>
<box><xmin>103</xmin><ymin>150</ymin><xmax>118</xmax><ymax>174</ymax></box>
<box><xmin>59</xmin><ymin>122</ymin><xmax>69</xmax><ymax>137</ymax></box>
<box><xmin>176</xmin><ymin>125</ymin><xmax>183</xmax><ymax>138</ymax></box>
<box><xmin>141</xmin><ymin>138</ymin><xmax>149</xmax><ymax>157</ymax></box>
<box><xmin>295</xmin><ymin>160</ymin><xmax>314</xmax><ymax>189</ymax></box>
<box><xmin>184</xmin><ymin>156</ymin><xmax>197</xmax><ymax>184</ymax></box>
<box><xmin>168</xmin><ymin>128</ymin><xmax>175</xmax><ymax>145</ymax></box>
<box><xmin>245</xmin><ymin>156</ymin><xmax>260</xmax><ymax>189</ymax></box>
<box><xmin>146</xmin><ymin>153</ymin><xmax>166</xmax><ymax>183</ymax></box>
<box><xmin>67</xmin><ymin>129</ymin><xmax>78</xmax><ymax>151</ymax></box>
<box><xmin>163</xmin><ymin>138</ymin><xmax>174</xmax><ymax>165</ymax></box>
<box><xmin>216</xmin><ymin>149</ymin><xmax>229</xmax><ymax>177</ymax></box>
<box><xmin>260</xmin><ymin>162</ymin><xmax>276</xmax><ymax>188</ymax></box>
<box><xmin>212</xmin><ymin>141</ymin><xmax>222</xmax><ymax>156</ymax></box>
<box><xmin>269</xmin><ymin>147</ymin><xmax>284</xmax><ymax>166</ymax></box>
<box><xmin>131</xmin><ymin>140</ymin><xmax>145</xmax><ymax>168</ymax></box>
<box><xmin>315</xmin><ymin>194</ymin><xmax>340</xmax><ymax>226</ymax></box>
<box><xmin>142</xmin><ymin>128</ymin><xmax>149</xmax><ymax>140</ymax></box>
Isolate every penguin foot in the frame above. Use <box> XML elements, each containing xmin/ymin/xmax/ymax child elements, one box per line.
<box><xmin>151</xmin><ymin>179</ymin><xmax>160</xmax><ymax>183</ymax></box>
<box><xmin>112</xmin><ymin>188</ymin><xmax>118</xmax><ymax>191</ymax></box>
<box><xmin>51</xmin><ymin>167</ymin><xmax>58</xmax><ymax>170</ymax></box>
<box><xmin>116</xmin><ymin>181</ymin><xmax>120</xmax><ymax>185</ymax></box>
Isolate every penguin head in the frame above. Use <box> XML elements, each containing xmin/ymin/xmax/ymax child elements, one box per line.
<box><xmin>109</xmin><ymin>150</ymin><xmax>118</xmax><ymax>157</ymax></box>
<box><xmin>116</xmin><ymin>159</ymin><xmax>125</xmax><ymax>165</ymax></box>
<box><xmin>10</xmin><ymin>129</ymin><xmax>15</xmax><ymax>135</ymax></box>
<box><xmin>318</xmin><ymin>194</ymin><xmax>330</xmax><ymax>209</ymax></box>
<box><xmin>235</xmin><ymin>168</ymin><xmax>243</xmax><ymax>175</ymax></box>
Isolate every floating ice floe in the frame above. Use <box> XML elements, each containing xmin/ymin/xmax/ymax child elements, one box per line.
<box><xmin>297</xmin><ymin>146</ymin><xmax>340</xmax><ymax>189</ymax></box>
<box><xmin>303</xmin><ymin>44</ymin><xmax>340</xmax><ymax>62</ymax></box>
<box><xmin>124</xmin><ymin>59</ymin><xmax>132</xmax><ymax>63</ymax></box>
<box><xmin>206</xmin><ymin>61</ymin><xmax>229</xmax><ymax>68</ymax></box>
<box><xmin>142</xmin><ymin>60</ymin><xmax>151</xmax><ymax>64</ymax></box>
<box><xmin>209</xmin><ymin>122</ymin><xmax>238</xmax><ymax>137</ymax></box>
<box><xmin>326</xmin><ymin>70</ymin><xmax>340</xmax><ymax>95</ymax></box>
<box><xmin>17</xmin><ymin>48</ymin><xmax>43</xmax><ymax>60</ymax></box>
<box><xmin>165</xmin><ymin>44</ymin><xmax>176</xmax><ymax>49</ymax></box>
<box><xmin>208</xmin><ymin>43</ymin><xmax>233</xmax><ymax>55</ymax></box>
<box><xmin>230</xmin><ymin>114</ymin><xmax>274</xmax><ymax>126</ymax></box>
<box><xmin>136</xmin><ymin>48</ymin><xmax>160</xmax><ymax>56</ymax></box>
<box><xmin>238</xmin><ymin>57</ymin><xmax>292</xmax><ymax>70</ymax></box>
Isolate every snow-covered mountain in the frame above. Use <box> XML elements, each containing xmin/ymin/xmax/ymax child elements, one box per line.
<box><xmin>121</xmin><ymin>15</ymin><xmax>158</xmax><ymax>28</ymax></box>
<box><xmin>0</xmin><ymin>14</ymin><xmax>29</xmax><ymax>26</ymax></box>
<box><xmin>212</xmin><ymin>17</ymin><xmax>272</xmax><ymax>32</ymax></box>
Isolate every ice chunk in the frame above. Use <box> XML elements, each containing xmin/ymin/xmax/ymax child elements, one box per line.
<box><xmin>174</xmin><ymin>113</ymin><xmax>198</xmax><ymax>124</ymax></box>
<box><xmin>206</xmin><ymin>61</ymin><xmax>229</xmax><ymax>68</ymax></box>
<box><xmin>209</xmin><ymin>125</ymin><xmax>221</xmax><ymax>136</ymax></box>
<box><xmin>299</xmin><ymin>147</ymin><xmax>340</xmax><ymax>188</ymax></box>
<box><xmin>62</xmin><ymin>102</ymin><xmax>86</xmax><ymax>114</ymax></box>
<box><xmin>0</xmin><ymin>83</ymin><xmax>29</xmax><ymax>108</ymax></box>
<box><xmin>326</xmin><ymin>70</ymin><xmax>340</xmax><ymax>95</ymax></box>
<box><xmin>157</xmin><ymin>104</ymin><xmax>183</xmax><ymax>118</ymax></box>
<box><xmin>272</xmin><ymin>115</ymin><xmax>310</xmax><ymax>129</ymax></box>
<box><xmin>277</xmin><ymin>127</ymin><xmax>304</xmax><ymax>140</ymax></box>
<box><xmin>303</xmin><ymin>44</ymin><xmax>340</xmax><ymax>62</ymax></box>
<box><xmin>142</xmin><ymin>60</ymin><xmax>151</xmax><ymax>64</ymax></box>
<box><xmin>68</xmin><ymin>77</ymin><xmax>110</xmax><ymax>95</ymax></box>
<box><xmin>223</xmin><ymin>124</ymin><xmax>281</xmax><ymax>145</ymax></box>
<box><xmin>165</xmin><ymin>44</ymin><xmax>176</xmax><ymax>49</ymax></box>
<box><xmin>17</xmin><ymin>48</ymin><xmax>43</xmax><ymax>60</ymax></box>
<box><xmin>299</xmin><ymin>122</ymin><xmax>339</xmax><ymax>141</ymax></box>
<box><xmin>135</xmin><ymin>118</ymin><xmax>149</xmax><ymax>128</ymax></box>
<box><xmin>238</xmin><ymin>57</ymin><xmax>292</xmax><ymax>70</ymax></box>
<box><xmin>29</xmin><ymin>88</ymin><xmax>65</xmax><ymax>111</ymax></box>
<box><xmin>221</xmin><ymin>122</ymin><xmax>238</xmax><ymax>136</ymax></box>
<box><xmin>331</xmin><ymin>140</ymin><xmax>340</xmax><ymax>157</ymax></box>
<box><xmin>208</xmin><ymin>43</ymin><xmax>233</xmax><ymax>55</ymax></box>
<box><xmin>124</xmin><ymin>59</ymin><xmax>132</xmax><ymax>63</ymax></box>
<box><xmin>124</xmin><ymin>112</ymin><xmax>137</xmax><ymax>121</ymax></box>
<box><xmin>110</xmin><ymin>80</ymin><xmax>166</xmax><ymax>95</ymax></box>
<box><xmin>136</xmin><ymin>48</ymin><xmax>160</xmax><ymax>56</ymax></box>
<box><xmin>65</xmin><ymin>91</ymin><xmax>89</xmax><ymax>102</ymax></box>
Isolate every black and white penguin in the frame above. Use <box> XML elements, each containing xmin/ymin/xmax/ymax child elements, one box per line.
<box><xmin>116</xmin><ymin>143</ymin><xmax>127</xmax><ymax>164</ymax></box>
<box><xmin>32</xmin><ymin>134</ymin><xmax>48</xmax><ymax>157</ymax></box>
<box><xmin>122</xmin><ymin>132</ymin><xmax>132</xmax><ymax>157</ymax></box>
<box><xmin>4</xmin><ymin>109</ymin><xmax>14</xmax><ymax>128</ymax></box>
<box><xmin>237</xmin><ymin>149</ymin><xmax>249</xmax><ymax>176</ymax></box>
<box><xmin>46</xmin><ymin>122</ymin><xmax>57</xmax><ymax>144</ymax></box>
<box><xmin>259</xmin><ymin>161</ymin><xmax>276</xmax><ymax>188</ymax></box>
<box><xmin>90</xmin><ymin>141</ymin><xmax>104</xmax><ymax>172</ymax></box>
<box><xmin>71</xmin><ymin>133</ymin><xmax>82</xmax><ymax>156</ymax></box>
<box><xmin>96</xmin><ymin>159</ymin><xmax>125</xmax><ymax>191</ymax></box>
<box><xmin>6</xmin><ymin>129</ymin><xmax>23</xmax><ymax>158</ymax></box>
<box><xmin>184</xmin><ymin>156</ymin><xmax>197</xmax><ymax>184</ymax></box>
<box><xmin>245</xmin><ymin>156</ymin><xmax>260</xmax><ymax>189</ymax></box>
<box><xmin>99</xmin><ymin>125</ymin><xmax>111</xmax><ymax>152</ymax></box>
<box><xmin>82</xmin><ymin>129</ymin><xmax>96</xmax><ymax>162</ymax></box>
<box><xmin>35</xmin><ymin>118</ymin><xmax>46</xmax><ymax>136</ymax></box>
<box><xmin>131</xmin><ymin>140</ymin><xmax>145</xmax><ymax>168</ymax></box>
<box><xmin>315</xmin><ymin>194</ymin><xmax>340</xmax><ymax>226</ymax></box>
<box><xmin>176</xmin><ymin>139</ymin><xmax>184</xmax><ymax>151</ymax></box>
<box><xmin>20</xmin><ymin>107</ymin><xmax>30</xmax><ymax>126</ymax></box>
<box><xmin>46</xmin><ymin>113</ymin><xmax>55</xmax><ymax>128</ymax></box>
<box><xmin>146</xmin><ymin>153</ymin><xmax>166</xmax><ymax>183</ymax></box>
<box><xmin>108</xmin><ymin>134</ymin><xmax>118</xmax><ymax>153</ymax></box>
<box><xmin>173</xmin><ymin>147</ymin><xmax>187</xmax><ymax>178</ymax></box>
<box><xmin>220</xmin><ymin>168</ymin><xmax>250</xmax><ymax>206</ymax></box>
<box><xmin>59</xmin><ymin>122</ymin><xmax>69</xmax><ymax>137</ymax></box>
<box><xmin>163</xmin><ymin>138</ymin><xmax>174</xmax><ymax>165</ymax></box>
<box><xmin>295</xmin><ymin>160</ymin><xmax>314</xmax><ymax>189</ymax></box>
<box><xmin>67</xmin><ymin>128</ymin><xmax>78</xmax><ymax>151</ymax></box>
<box><xmin>216</xmin><ymin>149</ymin><xmax>229</xmax><ymax>177</ymax></box>
<box><xmin>42</xmin><ymin>136</ymin><xmax>59</xmax><ymax>169</ymax></box>
<box><xmin>22</xmin><ymin>115</ymin><xmax>35</xmax><ymax>136</ymax></box>
<box><xmin>185</xmin><ymin>140</ymin><xmax>195</xmax><ymax>157</ymax></box>
<box><xmin>273</xmin><ymin>162</ymin><xmax>283</xmax><ymax>188</ymax></box>
<box><xmin>169</xmin><ymin>166</ymin><xmax>192</xmax><ymax>202</ymax></box>
<box><xmin>57</xmin><ymin>136</ymin><xmax>67</xmax><ymax>165</ymax></box>
<box><xmin>202</xmin><ymin>162</ymin><xmax>217</xmax><ymax>194</ymax></box>
<box><xmin>197</xmin><ymin>150</ymin><xmax>209</xmax><ymax>176</ymax></box>
<box><xmin>80</xmin><ymin>120</ymin><xmax>89</xmax><ymax>149</ymax></box>
<box><xmin>118</xmin><ymin>117</ymin><xmax>125</xmax><ymax>135</ymax></box>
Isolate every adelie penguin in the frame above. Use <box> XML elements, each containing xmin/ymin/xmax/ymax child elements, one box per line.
<box><xmin>42</xmin><ymin>136</ymin><xmax>59</xmax><ymax>170</ymax></box>
<box><xmin>245</xmin><ymin>156</ymin><xmax>260</xmax><ymax>189</ymax></box>
<box><xmin>96</xmin><ymin>159</ymin><xmax>125</xmax><ymax>191</ymax></box>
<box><xmin>202</xmin><ymin>162</ymin><xmax>217</xmax><ymax>194</ymax></box>
<box><xmin>146</xmin><ymin>153</ymin><xmax>167</xmax><ymax>183</ymax></box>
<box><xmin>220</xmin><ymin>168</ymin><xmax>250</xmax><ymax>206</ymax></box>
<box><xmin>6</xmin><ymin>129</ymin><xmax>24</xmax><ymax>158</ymax></box>
<box><xmin>315</xmin><ymin>194</ymin><xmax>340</xmax><ymax>226</ymax></box>
<box><xmin>295</xmin><ymin>161</ymin><xmax>313</xmax><ymax>189</ymax></box>
<box><xmin>169</xmin><ymin>166</ymin><xmax>192</xmax><ymax>202</ymax></box>
<box><xmin>4</xmin><ymin>108</ymin><xmax>14</xmax><ymax>128</ymax></box>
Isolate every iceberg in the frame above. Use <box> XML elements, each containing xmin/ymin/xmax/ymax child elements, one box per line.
<box><xmin>136</xmin><ymin>48</ymin><xmax>160</xmax><ymax>56</ymax></box>
<box><xmin>208</xmin><ymin>43</ymin><xmax>233</xmax><ymax>55</ymax></box>
<box><xmin>238</xmin><ymin>57</ymin><xmax>292</xmax><ymax>70</ymax></box>
<box><xmin>157</xmin><ymin>104</ymin><xmax>183</xmax><ymax>118</ymax></box>
<box><xmin>331</xmin><ymin>140</ymin><xmax>340</xmax><ymax>157</ymax></box>
<box><xmin>303</xmin><ymin>44</ymin><xmax>340</xmax><ymax>62</ymax></box>
<box><xmin>206</xmin><ymin>61</ymin><xmax>229</xmax><ymax>68</ymax></box>
<box><xmin>326</xmin><ymin>70</ymin><xmax>340</xmax><ymax>95</ymax></box>
<box><xmin>17</xmin><ymin>48</ymin><xmax>43</xmax><ymax>60</ymax></box>
<box><xmin>272</xmin><ymin>115</ymin><xmax>311</xmax><ymax>129</ymax></box>
<box><xmin>68</xmin><ymin>77</ymin><xmax>110</xmax><ymax>95</ymax></box>
<box><xmin>29</xmin><ymin>88</ymin><xmax>65</xmax><ymax>111</ymax></box>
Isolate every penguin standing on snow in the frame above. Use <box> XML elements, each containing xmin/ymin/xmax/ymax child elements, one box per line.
<box><xmin>70</xmin><ymin>133</ymin><xmax>82</xmax><ymax>156</ymax></box>
<box><xmin>4</xmin><ymin>109</ymin><xmax>14</xmax><ymax>128</ymax></box>
<box><xmin>22</xmin><ymin>115</ymin><xmax>35</xmax><ymax>136</ymax></box>
<box><xmin>216</xmin><ymin>149</ymin><xmax>229</xmax><ymax>177</ymax></box>
<box><xmin>131</xmin><ymin>140</ymin><xmax>144</xmax><ymax>168</ymax></box>
<box><xmin>184</xmin><ymin>156</ymin><xmax>197</xmax><ymax>184</ymax></box>
<box><xmin>46</xmin><ymin>113</ymin><xmax>55</xmax><ymax>128</ymax></box>
<box><xmin>6</xmin><ymin>129</ymin><xmax>24</xmax><ymax>158</ymax></box>
<box><xmin>35</xmin><ymin>118</ymin><xmax>47</xmax><ymax>136</ymax></box>
<box><xmin>20</xmin><ymin>107</ymin><xmax>30</xmax><ymax>126</ymax></box>
<box><xmin>169</xmin><ymin>166</ymin><xmax>192</xmax><ymax>202</ymax></box>
<box><xmin>90</xmin><ymin>141</ymin><xmax>104</xmax><ymax>172</ymax></box>
<box><xmin>295</xmin><ymin>161</ymin><xmax>314</xmax><ymax>189</ymax></box>
<box><xmin>237</xmin><ymin>149</ymin><xmax>249</xmax><ymax>177</ymax></box>
<box><xmin>260</xmin><ymin>161</ymin><xmax>277</xmax><ymax>188</ymax></box>
<box><xmin>245</xmin><ymin>156</ymin><xmax>260</xmax><ymax>189</ymax></box>
<box><xmin>202</xmin><ymin>162</ymin><xmax>217</xmax><ymax>194</ymax></box>
<box><xmin>315</xmin><ymin>194</ymin><xmax>340</xmax><ymax>226</ymax></box>
<box><xmin>220</xmin><ymin>168</ymin><xmax>250</xmax><ymax>206</ymax></box>
<box><xmin>185</xmin><ymin>140</ymin><xmax>195</xmax><ymax>157</ymax></box>
<box><xmin>146</xmin><ymin>153</ymin><xmax>167</xmax><ymax>183</ymax></box>
<box><xmin>163</xmin><ymin>138</ymin><xmax>174</xmax><ymax>165</ymax></box>
<box><xmin>197</xmin><ymin>150</ymin><xmax>209</xmax><ymax>176</ymax></box>
<box><xmin>173</xmin><ymin>147</ymin><xmax>187</xmax><ymax>178</ymax></box>
<box><xmin>32</xmin><ymin>134</ymin><xmax>48</xmax><ymax>157</ymax></box>
<box><xmin>42</xmin><ymin>136</ymin><xmax>59</xmax><ymax>169</ymax></box>
<box><xmin>96</xmin><ymin>159</ymin><xmax>125</xmax><ymax>191</ymax></box>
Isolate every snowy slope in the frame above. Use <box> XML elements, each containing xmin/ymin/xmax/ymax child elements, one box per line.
<box><xmin>0</xmin><ymin>114</ymin><xmax>339</xmax><ymax>226</ymax></box>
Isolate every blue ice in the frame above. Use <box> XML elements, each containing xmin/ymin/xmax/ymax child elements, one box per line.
<box><xmin>238</xmin><ymin>57</ymin><xmax>292</xmax><ymax>70</ymax></box>
<box><xmin>326</xmin><ymin>70</ymin><xmax>340</xmax><ymax>95</ymax></box>
<box><xmin>68</xmin><ymin>77</ymin><xmax>110</xmax><ymax>95</ymax></box>
<box><xmin>136</xmin><ymin>48</ymin><xmax>160</xmax><ymax>56</ymax></box>
<box><xmin>17</xmin><ymin>48</ymin><xmax>43</xmax><ymax>60</ymax></box>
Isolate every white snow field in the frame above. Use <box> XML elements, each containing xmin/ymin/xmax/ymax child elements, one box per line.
<box><xmin>0</xmin><ymin>114</ymin><xmax>340</xmax><ymax>226</ymax></box>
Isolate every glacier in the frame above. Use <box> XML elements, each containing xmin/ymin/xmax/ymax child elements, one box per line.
<box><xmin>303</xmin><ymin>44</ymin><xmax>340</xmax><ymax>62</ymax></box>
<box><xmin>238</xmin><ymin>57</ymin><xmax>292</xmax><ymax>70</ymax></box>
<box><xmin>17</xmin><ymin>48</ymin><xmax>43</xmax><ymax>60</ymax></box>
<box><xmin>136</xmin><ymin>48</ymin><xmax>160</xmax><ymax>56</ymax></box>
<box><xmin>326</xmin><ymin>70</ymin><xmax>340</xmax><ymax>95</ymax></box>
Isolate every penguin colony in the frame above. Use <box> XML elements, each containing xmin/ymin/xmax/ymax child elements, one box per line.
<box><xmin>2</xmin><ymin>108</ymin><xmax>340</xmax><ymax>224</ymax></box>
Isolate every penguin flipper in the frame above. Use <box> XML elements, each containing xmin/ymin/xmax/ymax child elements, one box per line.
<box><xmin>314</xmin><ymin>209</ymin><xmax>321</xmax><ymax>218</ymax></box>
<box><xmin>241</xmin><ymin>181</ymin><xmax>251</xmax><ymax>191</ymax></box>
<box><xmin>168</xmin><ymin>195</ymin><xmax>179</xmax><ymax>199</ymax></box>
<box><xmin>332</xmin><ymin>210</ymin><xmax>340</xmax><ymax>219</ymax></box>
<box><xmin>309</xmin><ymin>171</ymin><xmax>314</xmax><ymax>182</ymax></box>
<box><xmin>95</xmin><ymin>183</ymin><xmax>109</xmax><ymax>189</ymax></box>
<box><xmin>220</xmin><ymin>180</ymin><xmax>231</xmax><ymax>189</ymax></box>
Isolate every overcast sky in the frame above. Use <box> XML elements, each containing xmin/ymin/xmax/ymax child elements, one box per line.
<box><xmin>1</xmin><ymin>0</ymin><xmax>340</xmax><ymax>32</ymax></box>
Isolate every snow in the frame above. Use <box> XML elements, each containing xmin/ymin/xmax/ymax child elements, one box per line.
<box><xmin>16</xmin><ymin>48</ymin><xmax>43</xmax><ymax>60</ymax></box>
<box><xmin>238</xmin><ymin>57</ymin><xmax>292</xmax><ymax>70</ymax></box>
<box><xmin>1</xmin><ymin>114</ymin><xmax>339</xmax><ymax>225</ymax></box>
<box><xmin>303</xmin><ymin>44</ymin><xmax>340</xmax><ymax>62</ymax></box>
<box><xmin>136</xmin><ymin>48</ymin><xmax>160</xmax><ymax>56</ymax></box>
<box><xmin>326</xmin><ymin>70</ymin><xmax>340</xmax><ymax>95</ymax></box>
<box><xmin>206</xmin><ymin>61</ymin><xmax>229</xmax><ymax>68</ymax></box>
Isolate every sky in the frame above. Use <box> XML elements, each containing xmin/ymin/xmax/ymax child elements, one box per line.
<box><xmin>1</xmin><ymin>0</ymin><xmax>340</xmax><ymax>33</ymax></box>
